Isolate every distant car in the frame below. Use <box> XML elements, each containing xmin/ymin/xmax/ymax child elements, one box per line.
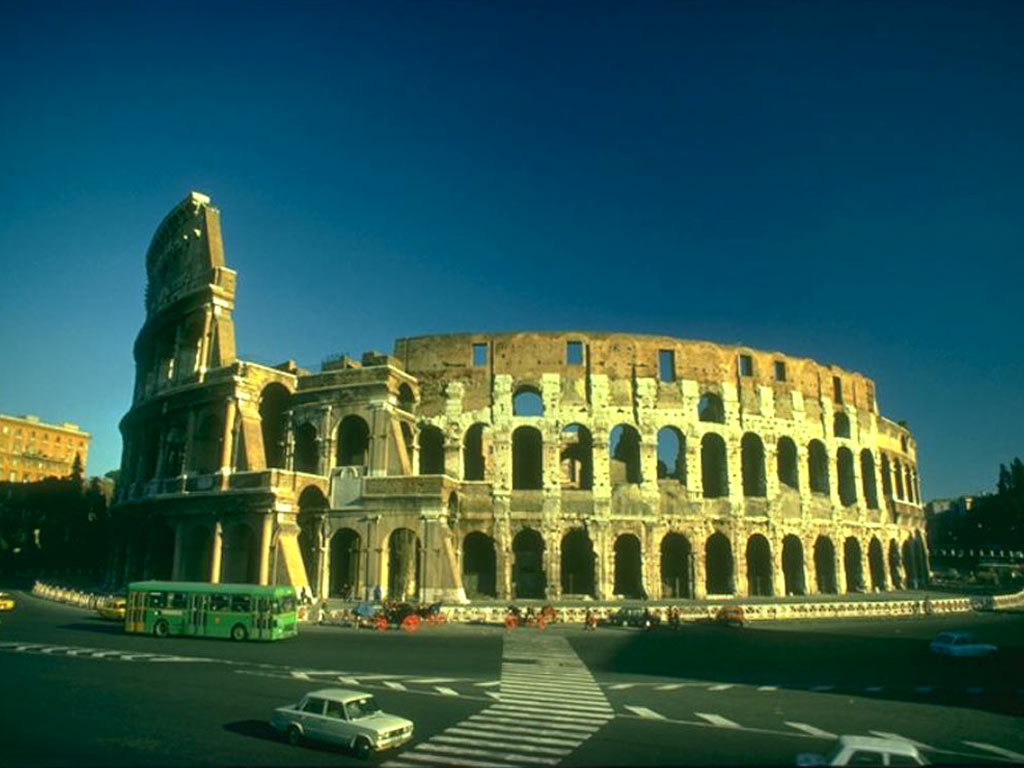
<box><xmin>96</xmin><ymin>596</ymin><xmax>126</xmax><ymax>621</ymax></box>
<box><xmin>0</xmin><ymin>592</ymin><xmax>15</xmax><ymax>611</ymax></box>
<box><xmin>606</xmin><ymin>607</ymin><xmax>660</xmax><ymax>628</ymax></box>
<box><xmin>715</xmin><ymin>605</ymin><xmax>746</xmax><ymax>627</ymax></box>
<box><xmin>797</xmin><ymin>735</ymin><xmax>927</xmax><ymax>766</ymax></box>
<box><xmin>270</xmin><ymin>688</ymin><xmax>413</xmax><ymax>758</ymax></box>
<box><xmin>929</xmin><ymin>631</ymin><xmax>997</xmax><ymax>658</ymax></box>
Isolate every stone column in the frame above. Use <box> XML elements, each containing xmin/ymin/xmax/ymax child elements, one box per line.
<box><xmin>219</xmin><ymin>398</ymin><xmax>237</xmax><ymax>489</ymax></box>
<box><xmin>593</xmin><ymin>522</ymin><xmax>609</xmax><ymax>600</ymax></box>
<box><xmin>733</xmin><ymin>530</ymin><xmax>748</xmax><ymax>597</ymax></box>
<box><xmin>182</xmin><ymin>410</ymin><xmax>196</xmax><ymax>475</ymax></box>
<box><xmin>209</xmin><ymin>521</ymin><xmax>223</xmax><ymax>584</ymax></box>
<box><xmin>258</xmin><ymin>513</ymin><xmax>273</xmax><ymax>586</ymax></box>
<box><xmin>545</xmin><ymin>525</ymin><xmax>561</xmax><ymax>599</ymax></box>
<box><xmin>834</xmin><ymin>544</ymin><xmax>847</xmax><ymax>594</ymax></box>
<box><xmin>771</xmin><ymin>538</ymin><xmax>786</xmax><ymax>597</ymax></box>
<box><xmin>197</xmin><ymin>305</ymin><xmax>214</xmax><ymax>381</ymax></box>
<box><xmin>693</xmin><ymin>532</ymin><xmax>707</xmax><ymax>599</ymax></box>
<box><xmin>171</xmin><ymin>521</ymin><xmax>186</xmax><ymax>581</ymax></box>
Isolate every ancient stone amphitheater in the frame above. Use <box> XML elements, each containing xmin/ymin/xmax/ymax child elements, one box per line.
<box><xmin>111</xmin><ymin>192</ymin><xmax>928</xmax><ymax>604</ymax></box>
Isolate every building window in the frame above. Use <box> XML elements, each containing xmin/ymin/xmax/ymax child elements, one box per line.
<box><xmin>833</xmin><ymin>376</ymin><xmax>843</xmax><ymax>404</ymax></box>
<box><xmin>472</xmin><ymin>343</ymin><xmax>487</xmax><ymax>367</ymax></box>
<box><xmin>739</xmin><ymin>354</ymin><xmax>754</xmax><ymax>377</ymax></box>
<box><xmin>774</xmin><ymin>361</ymin><xmax>786</xmax><ymax>382</ymax></box>
<box><xmin>658</xmin><ymin>350</ymin><xmax>675</xmax><ymax>383</ymax></box>
<box><xmin>566</xmin><ymin>340</ymin><xmax>583</xmax><ymax>366</ymax></box>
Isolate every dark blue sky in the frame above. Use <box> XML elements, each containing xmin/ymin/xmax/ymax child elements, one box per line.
<box><xmin>1</xmin><ymin>1</ymin><xmax>1020</xmax><ymax>498</ymax></box>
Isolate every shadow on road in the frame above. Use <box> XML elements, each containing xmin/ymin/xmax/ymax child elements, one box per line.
<box><xmin>224</xmin><ymin>720</ymin><xmax>366</xmax><ymax>759</ymax></box>
<box><xmin>57</xmin><ymin>621</ymin><xmax>126</xmax><ymax>635</ymax></box>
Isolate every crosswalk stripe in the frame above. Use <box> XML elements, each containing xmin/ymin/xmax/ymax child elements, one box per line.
<box><xmin>474</xmin><ymin>681</ymin><xmax>502</xmax><ymax>687</ymax></box>
<box><xmin>499</xmin><ymin>682</ymin><xmax>603</xmax><ymax>696</ymax></box>
<box><xmin>708</xmin><ymin>684</ymin><xmax>734</xmax><ymax>691</ymax></box>
<box><xmin>449</xmin><ymin>725</ymin><xmax>580</xmax><ymax>746</ymax></box>
<box><xmin>625</xmin><ymin>705</ymin><xmax>665</xmax><ymax>719</ymax></box>
<box><xmin>434</xmin><ymin>734</ymin><xmax>571</xmax><ymax>756</ymax></box>
<box><xmin>494</xmin><ymin>694</ymin><xmax>613</xmax><ymax>713</ymax></box>
<box><xmin>435</xmin><ymin>686</ymin><xmax>460</xmax><ymax>696</ymax></box>
<box><xmin>401</xmin><ymin>751</ymin><xmax>513</xmax><ymax>768</ymax></box>
<box><xmin>384</xmin><ymin>681</ymin><xmax>408</xmax><ymax>691</ymax></box>
<box><xmin>695</xmin><ymin>712</ymin><xmax>741</xmax><ymax>728</ymax></box>
<box><xmin>416</xmin><ymin>741</ymin><xmax>560</xmax><ymax>764</ymax></box>
<box><xmin>490</xmin><ymin>704</ymin><xmax>613</xmax><ymax>723</ymax></box>
<box><xmin>469</xmin><ymin>714</ymin><xmax>600</xmax><ymax>734</ymax></box>
<box><xmin>785</xmin><ymin>722</ymin><xmax>836</xmax><ymax>738</ymax></box>
<box><xmin>869</xmin><ymin>731</ymin><xmax>934</xmax><ymax>751</ymax></box>
<box><xmin>962</xmin><ymin>742</ymin><xmax>1024</xmax><ymax>761</ymax></box>
<box><xmin>408</xmin><ymin>677</ymin><xmax>458</xmax><ymax>684</ymax></box>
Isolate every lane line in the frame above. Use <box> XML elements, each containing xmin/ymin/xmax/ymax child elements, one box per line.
<box><xmin>474</xmin><ymin>681</ymin><xmax>502</xmax><ymax>688</ymax></box>
<box><xmin>624</xmin><ymin>706</ymin><xmax>665</xmax><ymax>720</ymax></box>
<box><xmin>655</xmin><ymin>683</ymin><xmax>685</xmax><ymax>690</ymax></box>
<box><xmin>757</xmin><ymin>685</ymin><xmax>778</xmax><ymax>691</ymax></box>
<box><xmin>785</xmin><ymin>722</ymin><xmax>836</xmax><ymax>739</ymax></box>
<box><xmin>962</xmin><ymin>742</ymin><xmax>1024</xmax><ymax>762</ymax></box>
<box><xmin>435</xmin><ymin>686</ymin><xmax>460</xmax><ymax>697</ymax></box>
<box><xmin>810</xmin><ymin>685</ymin><xmax>834</xmax><ymax>692</ymax></box>
<box><xmin>695</xmin><ymin>713</ymin><xmax>741</xmax><ymax>728</ymax></box>
<box><xmin>407</xmin><ymin>677</ymin><xmax>458</xmax><ymax>684</ymax></box>
<box><xmin>708</xmin><ymin>684</ymin><xmax>734</xmax><ymax>691</ymax></box>
<box><xmin>609</xmin><ymin>683</ymin><xmax>637</xmax><ymax>690</ymax></box>
<box><xmin>384</xmin><ymin>681</ymin><xmax>408</xmax><ymax>691</ymax></box>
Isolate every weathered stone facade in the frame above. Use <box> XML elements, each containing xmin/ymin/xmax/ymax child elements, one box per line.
<box><xmin>111</xmin><ymin>193</ymin><xmax>929</xmax><ymax>603</ymax></box>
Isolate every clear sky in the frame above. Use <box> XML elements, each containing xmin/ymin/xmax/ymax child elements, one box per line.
<box><xmin>0</xmin><ymin>1</ymin><xmax>1020</xmax><ymax>499</ymax></box>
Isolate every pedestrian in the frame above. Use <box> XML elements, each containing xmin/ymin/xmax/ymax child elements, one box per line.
<box><xmin>373</xmin><ymin>584</ymin><xmax>382</xmax><ymax>603</ymax></box>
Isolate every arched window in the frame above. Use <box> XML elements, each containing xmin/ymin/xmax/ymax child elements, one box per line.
<box><xmin>613</xmin><ymin>534</ymin><xmax>643</xmax><ymax>598</ymax></box>
<box><xmin>397</xmin><ymin>383</ymin><xmax>415</xmax><ymax>412</ymax></box>
<box><xmin>657</xmin><ymin>426</ymin><xmax>686</xmax><ymax>484</ymax></box>
<box><xmin>905</xmin><ymin>466</ymin><xmax>915</xmax><ymax>503</ymax></box>
<box><xmin>860</xmin><ymin>449</ymin><xmax>878</xmax><ymax>509</ymax></box>
<box><xmin>843</xmin><ymin>537</ymin><xmax>863</xmax><ymax>593</ymax></box>
<box><xmin>814</xmin><ymin>536</ymin><xmax>837</xmax><ymax>594</ymax></box>
<box><xmin>701</xmin><ymin>433</ymin><xmax>728</xmax><ymax>498</ymax></box>
<box><xmin>463</xmin><ymin>423</ymin><xmax>487</xmax><ymax>481</ymax></box>
<box><xmin>610</xmin><ymin>424</ymin><xmax>642</xmax><ymax>485</ymax></box>
<box><xmin>561</xmin><ymin>528</ymin><xmax>596</xmax><ymax>597</ymax></box>
<box><xmin>259</xmin><ymin>383</ymin><xmax>290</xmax><ymax>469</ymax></box>
<box><xmin>833</xmin><ymin>411</ymin><xmax>851</xmax><ymax>439</ymax></box>
<box><xmin>698</xmin><ymin>392</ymin><xmax>725</xmax><ymax>423</ymax></box>
<box><xmin>330</xmin><ymin>528</ymin><xmax>361</xmax><ymax>599</ymax></box>
<box><xmin>336</xmin><ymin>415</ymin><xmax>370</xmax><ymax>467</ymax></box>
<box><xmin>741</xmin><ymin>433</ymin><xmax>766</xmax><ymax>497</ymax></box>
<box><xmin>894</xmin><ymin>459</ymin><xmax>905</xmax><ymax>499</ymax></box>
<box><xmin>293</xmin><ymin>422</ymin><xmax>319</xmax><ymax>474</ymax></box>
<box><xmin>462</xmin><ymin>532</ymin><xmax>497</xmax><ymax>598</ymax></box>
<box><xmin>880</xmin><ymin>454</ymin><xmax>893</xmax><ymax>497</ymax></box>
<box><xmin>837</xmin><ymin>447</ymin><xmax>857</xmax><ymax>506</ymax></box>
<box><xmin>512</xmin><ymin>426</ymin><xmax>543</xmax><ymax>489</ymax></box>
<box><xmin>807</xmin><ymin>439</ymin><xmax>829</xmax><ymax>495</ymax></box>
<box><xmin>746</xmin><ymin>535</ymin><xmax>772</xmax><ymax>596</ymax></box>
<box><xmin>560</xmin><ymin>424</ymin><xmax>593</xmax><ymax>489</ymax></box>
<box><xmin>868</xmin><ymin>537</ymin><xmax>885</xmax><ymax>591</ymax></box>
<box><xmin>418</xmin><ymin>424</ymin><xmax>445</xmax><ymax>475</ymax></box>
<box><xmin>782</xmin><ymin>535</ymin><xmax>805</xmax><ymax>595</ymax></box>
<box><xmin>512</xmin><ymin>528</ymin><xmax>546</xmax><ymax>598</ymax></box>
<box><xmin>777</xmin><ymin>437</ymin><xmax>798</xmax><ymax>489</ymax></box>
<box><xmin>660</xmin><ymin>533</ymin><xmax>692</xmax><ymax>598</ymax></box>
<box><xmin>387</xmin><ymin>528</ymin><xmax>420</xmax><ymax>600</ymax></box>
<box><xmin>192</xmin><ymin>413</ymin><xmax>222</xmax><ymax>474</ymax></box>
<box><xmin>512</xmin><ymin>386</ymin><xmax>543</xmax><ymax>416</ymax></box>
<box><xmin>705</xmin><ymin>532</ymin><xmax>733</xmax><ymax>594</ymax></box>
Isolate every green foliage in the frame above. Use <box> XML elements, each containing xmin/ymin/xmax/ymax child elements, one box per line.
<box><xmin>930</xmin><ymin>457</ymin><xmax>1024</xmax><ymax>555</ymax></box>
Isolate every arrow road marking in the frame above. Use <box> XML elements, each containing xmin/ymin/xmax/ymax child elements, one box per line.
<box><xmin>695</xmin><ymin>713</ymin><xmax>741</xmax><ymax>728</ymax></box>
<box><xmin>435</xmin><ymin>686</ymin><xmax>460</xmax><ymax>697</ymax></box>
<box><xmin>708</xmin><ymin>684</ymin><xmax>734</xmax><ymax>691</ymax></box>
<box><xmin>786</xmin><ymin>722</ymin><xmax>836</xmax><ymax>739</ymax></box>
<box><xmin>384</xmin><ymin>681</ymin><xmax>408</xmax><ymax>691</ymax></box>
<box><xmin>869</xmin><ymin>731</ymin><xmax>934</xmax><ymax>751</ymax></box>
<box><xmin>757</xmin><ymin>685</ymin><xmax>778</xmax><ymax>691</ymax></box>
<box><xmin>624</xmin><ymin>706</ymin><xmax>665</xmax><ymax>719</ymax></box>
<box><xmin>962</xmin><ymin>742</ymin><xmax>1024</xmax><ymax>761</ymax></box>
<box><xmin>609</xmin><ymin>683</ymin><xmax>636</xmax><ymax>690</ymax></box>
<box><xmin>474</xmin><ymin>681</ymin><xmax>501</xmax><ymax>687</ymax></box>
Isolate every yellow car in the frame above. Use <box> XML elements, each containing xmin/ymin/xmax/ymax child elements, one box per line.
<box><xmin>0</xmin><ymin>592</ymin><xmax>16</xmax><ymax>611</ymax></box>
<box><xmin>96</xmin><ymin>596</ymin><xmax>126</xmax><ymax>621</ymax></box>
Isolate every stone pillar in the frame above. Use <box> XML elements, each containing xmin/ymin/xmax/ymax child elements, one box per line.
<box><xmin>197</xmin><ymin>305</ymin><xmax>214</xmax><ymax>381</ymax></box>
<box><xmin>319</xmin><ymin>522</ymin><xmax>330</xmax><ymax>598</ymax></box>
<box><xmin>545</xmin><ymin>526</ymin><xmax>561</xmax><ymax>599</ymax></box>
<box><xmin>733</xmin><ymin>531</ymin><xmax>748</xmax><ymax>597</ymax></box>
<box><xmin>771</xmin><ymin>538</ymin><xmax>785</xmax><ymax>597</ymax></box>
<box><xmin>686</xmin><ymin>428</ymin><xmax>703</xmax><ymax>497</ymax></box>
<box><xmin>645</xmin><ymin>524</ymin><xmax>660</xmax><ymax>600</ymax></box>
<box><xmin>219</xmin><ymin>399</ymin><xmax>237</xmax><ymax>477</ymax></box>
<box><xmin>154</xmin><ymin>428</ymin><xmax>168</xmax><ymax>481</ymax></box>
<box><xmin>182</xmin><ymin>410</ymin><xmax>196</xmax><ymax>476</ymax></box>
<box><xmin>693</xmin><ymin>532</ymin><xmax>707</xmax><ymax>599</ymax></box>
<box><xmin>258</xmin><ymin>513</ymin><xmax>273</xmax><ymax>586</ymax></box>
<box><xmin>593</xmin><ymin>523</ymin><xmax>609</xmax><ymax>600</ymax></box>
<box><xmin>834</xmin><ymin>544</ymin><xmax>847</xmax><ymax>594</ymax></box>
<box><xmin>171</xmin><ymin>521</ymin><xmax>185</xmax><ymax>581</ymax></box>
<box><xmin>209</xmin><ymin>521</ymin><xmax>223</xmax><ymax>584</ymax></box>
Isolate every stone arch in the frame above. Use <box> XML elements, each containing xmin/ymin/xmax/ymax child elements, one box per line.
<box><xmin>337</xmin><ymin>415</ymin><xmax>370</xmax><ymax>468</ymax></box>
<box><xmin>138</xmin><ymin>426</ymin><xmax>160</xmax><ymax>481</ymax></box>
<box><xmin>777</xmin><ymin>437</ymin><xmax>798</xmax><ymax>490</ymax></box>
<box><xmin>418</xmin><ymin>424</ymin><xmax>445</xmax><ymax>475</ymax></box>
<box><xmin>329</xmin><ymin>528</ymin><xmax>361</xmax><ymax>598</ymax></box>
<box><xmin>741</xmin><ymin>433</ymin><xmax>766</xmax><ymax>497</ymax></box>
<box><xmin>902</xmin><ymin>538</ymin><xmax>915</xmax><ymax>588</ymax></box>
<box><xmin>512</xmin><ymin>527</ymin><xmax>546</xmax><ymax>599</ymax></box>
<box><xmin>660</xmin><ymin>532</ymin><xmax>692</xmax><ymax>598</ymax></box>
<box><xmin>860</xmin><ymin>450</ymin><xmax>879</xmax><ymax>509</ymax></box>
<box><xmin>705</xmin><ymin>532</ymin><xmax>734</xmax><ymax>594</ymax></box>
<box><xmin>560</xmin><ymin>424</ymin><xmax>593</xmax><ymax>489</ymax></box>
<box><xmin>297</xmin><ymin>486</ymin><xmax>328</xmax><ymax>592</ymax></box>
<box><xmin>814</xmin><ymin>535</ymin><xmax>837</xmax><ymax>594</ymax></box>
<box><xmin>387</xmin><ymin>528</ymin><xmax>420</xmax><ymax>600</ymax></box>
<box><xmin>698</xmin><ymin>392</ymin><xmax>725</xmax><ymax>423</ymax></box>
<box><xmin>807</xmin><ymin>440</ymin><xmax>829</xmax><ymax>495</ymax></box>
<box><xmin>462</xmin><ymin>532</ymin><xmax>497</xmax><ymax>598</ymax></box>
<box><xmin>837</xmin><ymin>447</ymin><xmax>857</xmax><ymax>506</ymax></box>
<box><xmin>657</xmin><ymin>426</ymin><xmax>686</xmax><ymax>484</ymax></box>
<box><xmin>889</xmin><ymin>539</ymin><xmax>903</xmax><ymax>589</ymax></box>
<box><xmin>746</xmin><ymin>534</ymin><xmax>772</xmax><ymax>596</ymax></box>
<box><xmin>397</xmin><ymin>383</ymin><xmax>415</xmax><ymax>411</ymax></box>
<box><xmin>182</xmin><ymin>524</ymin><xmax>212</xmax><ymax>582</ymax></box>
<box><xmin>463</xmin><ymin>423</ymin><xmax>487</xmax><ymax>481</ymax></box>
<box><xmin>512</xmin><ymin>426</ymin><xmax>543</xmax><ymax>489</ymax></box>
<box><xmin>833</xmin><ymin>411</ymin><xmax>851</xmax><ymax>439</ymax></box>
<box><xmin>610</xmin><ymin>424</ymin><xmax>642</xmax><ymax>485</ymax></box>
<box><xmin>701</xmin><ymin>433</ymin><xmax>728</xmax><ymax>498</ymax></box>
<box><xmin>613</xmin><ymin>534</ymin><xmax>644</xmax><ymax>598</ymax></box>
<box><xmin>161</xmin><ymin>424</ymin><xmax>187</xmax><ymax>478</ymax></box>
<box><xmin>192</xmin><ymin>412</ymin><xmax>221</xmax><ymax>474</ymax></box>
<box><xmin>221</xmin><ymin>521</ymin><xmax>258</xmax><ymax>584</ymax></box>
<box><xmin>868</xmin><ymin>537</ymin><xmax>886</xmax><ymax>591</ymax></box>
<box><xmin>512</xmin><ymin>385</ymin><xmax>543</xmax><ymax>417</ymax></box>
<box><xmin>259</xmin><ymin>383</ymin><xmax>290</xmax><ymax>469</ymax></box>
<box><xmin>782</xmin><ymin>535</ymin><xmax>805</xmax><ymax>595</ymax></box>
<box><xmin>293</xmin><ymin>422</ymin><xmax>319</xmax><ymax>474</ymax></box>
<box><xmin>843</xmin><ymin>536</ymin><xmax>863</xmax><ymax>593</ymax></box>
<box><xmin>561</xmin><ymin>528</ymin><xmax>596</xmax><ymax>597</ymax></box>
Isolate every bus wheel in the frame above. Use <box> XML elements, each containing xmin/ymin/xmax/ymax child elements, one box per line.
<box><xmin>353</xmin><ymin>736</ymin><xmax>372</xmax><ymax>759</ymax></box>
<box><xmin>286</xmin><ymin>726</ymin><xmax>302</xmax><ymax>746</ymax></box>
<box><xmin>230</xmin><ymin>624</ymin><xmax>248</xmax><ymax>642</ymax></box>
<box><xmin>153</xmin><ymin>620</ymin><xmax>169</xmax><ymax>638</ymax></box>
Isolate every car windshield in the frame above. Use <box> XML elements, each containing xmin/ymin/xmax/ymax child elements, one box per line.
<box><xmin>344</xmin><ymin>697</ymin><xmax>381</xmax><ymax>720</ymax></box>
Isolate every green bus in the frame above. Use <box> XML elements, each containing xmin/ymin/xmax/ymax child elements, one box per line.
<box><xmin>126</xmin><ymin>581</ymin><xmax>298</xmax><ymax>641</ymax></box>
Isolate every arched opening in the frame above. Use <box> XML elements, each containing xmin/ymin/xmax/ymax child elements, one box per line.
<box><xmin>814</xmin><ymin>536</ymin><xmax>837</xmax><ymax>594</ymax></box>
<box><xmin>881</xmin><ymin>454</ymin><xmax>893</xmax><ymax>497</ymax></box>
<box><xmin>894</xmin><ymin>459</ymin><xmax>905</xmax><ymax>500</ymax></box>
<box><xmin>182</xmin><ymin>524</ymin><xmax>211</xmax><ymax>582</ymax></box>
<box><xmin>905</xmin><ymin>467</ymin><xmax>915</xmax><ymax>503</ymax></box>
<box><xmin>657</xmin><ymin>427</ymin><xmax>686</xmax><ymax>484</ymax></box>
<box><xmin>387</xmin><ymin>528</ymin><xmax>420</xmax><ymax>600</ymax></box>
<box><xmin>337</xmin><ymin>415</ymin><xmax>370</xmax><ymax>468</ymax></box>
<box><xmin>463</xmin><ymin>423</ymin><xmax>487</xmax><ymax>481</ymax></box>
<box><xmin>147</xmin><ymin>521</ymin><xmax>175</xmax><ymax>580</ymax></box>
<box><xmin>512</xmin><ymin>386</ymin><xmax>543</xmax><ymax>416</ymax></box>
<box><xmin>293</xmin><ymin>422</ymin><xmax>319</xmax><ymax>474</ymax></box>
<box><xmin>561</xmin><ymin>528</ymin><xmax>596</xmax><ymax>597</ymax></box>
<box><xmin>297</xmin><ymin>486</ymin><xmax>328</xmax><ymax>593</ymax></box>
<box><xmin>913</xmin><ymin>530</ymin><xmax>928</xmax><ymax>586</ymax></box>
<box><xmin>705</xmin><ymin>532</ymin><xmax>734</xmax><ymax>594</ymax></box>
<box><xmin>221</xmin><ymin>522</ymin><xmax>257</xmax><ymax>584</ymax></box>
<box><xmin>777</xmin><ymin>437</ymin><xmax>798</xmax><ymax>490</ymax></box>
<box><xmin>560</xmin><ymin>424</ymin><xmax>593</xmax><ymax>489</ymax></box>
<box><xmin>259</xmin><ymin>383</ymin><xmax>290</xmax><ymax>469</ymax></box>
<box><xmin>843</xmin><ymin>536</ymin><xmax>863</xmax><ymax>593</ymax></box>
<box><xmin>889</xmin><ymin>539</ymin><xmax>903</xmax><ymax>589</ymax></box>
<box><xmin>868</xmin><ymin>537</ymin><xmax>885</xmax><ymax>591</ymax></box>
<box><xmin>462</xmin><ymin>532</ymin><xmax>496</xmax><ymax>598</ymax></box>
<box><xmin>701</xmin><ymin>433</ymin><xmax>728</xmax><ymax>498</ymax></box>
<box><xmin>138</xmin><ymin>427</ymin><xmax>160</xmax><ymax>481</ymax></box>
<box><xmin>192</xmin><ymin>413</ymin><xmax>221</xmax><ymax>474</ymax></box>
<box><xmin>397</xmin><ymin>383</ymin><xmax>415</xmax><ymax>412</ymax></box>
<box><xmin>902</xmin><ymin>539</ymin><xmax>915</xmax><ymax>588</ymax></box>
<box><xmin>746</xmin><ymin>534</ymin><xmax>773</xmax><ymax>596</ymax></box>
<box><xmin>613</xmin><ymin>534</ymin><xmax>643</xmax><ymax>598</ymax></box>
<box><xmin>741</xmin><ymin>433</ymin><xmax>766</xmax><ymax>497</ymax></box>
<box><xmin>512</xmin><ymin>426</ymin><xmax>543</xmax><ymax>489</ymax></box>
<box><xmin>837</xmin><ymin>447</ymin><xmax>857</xmax><ymax>506</ymax></box>
<box><xmin>782</xmin><ymin>535</ymin><xmax>805</xmax><ymax>595</ymax></box>
<box><xmin>807</xmin><ymin>440</ymin><xmax>829</xmax><ymax>495</ymax></box>
<box><xmin>400</xmin><ymin>422</ymin><xmax>414</xmax><ymax>471</ymax></box>
<box><xmin>861</xmin><ymin>450</ymin><xmax>879</xmax><ymax>509</ymax></box>
<box><xmin>833</xmin><ymin>411</ymin><xmax>851</xmax><ymax>439</ymax></box>
<box><xmin>610</xmin><ymin>424</ymin><xmax>642</xmax><ymax>485</ymax></box>
<box><xmin>660</xmin><ymin>533</ymin><xmax>692</xmax><ymax>598</ymax></box>
<box><xmin>512</xmin><ymin>528</ymin><xmax>546</xmax><ymax>598</ymax></box>
<box><xmin>698</xmin><ymin>392</ymin><xmax>725</xmax><ymax>423</ymax></box>
<box><xmin>329</xmin><ymin>529</ymin><xmax>361</xmax><ymax>599</ymax></box>
<box><xmin>161</xmin><ymin>425</ymin><xmax>187</xmax><ymax>478</ymax></box>
<box><xmin>418</xmin><ymin>424</ymin><xmax>445</xmax><ymax>475</ymax></box>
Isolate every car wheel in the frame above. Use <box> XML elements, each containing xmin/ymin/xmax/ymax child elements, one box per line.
<box><xmin>153</xmin><ymin>620</ymin><xmax>169</xmax><ymax>638</ymax></box>
<box><xmin>353</xmin><ymin>736</ymin><xmax>372</xmax><ymax>759</ymax></box>
<box><xmin>286</xmin><ymin>726</ymin><xmax>302</xmax><ymax>746</ymax></box>
<box><xmin>230</xmin><ymin>623</ymin><xmax>248</xmax><ymax>642</ymax></box>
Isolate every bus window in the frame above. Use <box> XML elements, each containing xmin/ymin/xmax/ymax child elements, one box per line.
<box><xmin>169</xmin><ymin>593</ymin><xmax>187</xmax><ymax>610</ymax></box>
<box><xmin>279</xmin><ymin>595</ymin><xmax>296</xmax><ymax>613</ymax></box>
<box><xmin>146</xmin><ymin>592</ymin><xmax>167</xmax><ymax>609</ymax></box>
<box><xmin>210</xmin><ymin>594</ymin><xmax>230</xmax><ymax>612</ymax></box>
<box><xmin>257</xmin><ymin>598</ymin><xmax>270</xmax><ymax>612</ymax></box>
<box><xmin>231</xmin><ymin>595</ymin><xmax>252</xmax><ymax>613</ymax></box>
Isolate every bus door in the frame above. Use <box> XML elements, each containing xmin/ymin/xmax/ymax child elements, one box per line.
<box><xmin>187</xmin><ymin>593</ymin><xmax>207</xmax><ymax>636</ymax></box>
<box><xmin>255</xmin><ymin>597</ymin><xmax>273</xmax><ymax>640</ymax></box>
<box><xmin>126</xmin><ymin>590</ymin><xmax>146</xmax><ymax>633</ymax></box>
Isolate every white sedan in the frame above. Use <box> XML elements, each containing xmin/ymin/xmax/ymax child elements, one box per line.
<box><xmin>798</xmin><ymin>735</ymin><xmax>927</xmax><ymax>765</ymax></box>
<box><xmin>929</xmin><ymin>631</ymin><xmax>998</xmax><ymax>658</ymax></box>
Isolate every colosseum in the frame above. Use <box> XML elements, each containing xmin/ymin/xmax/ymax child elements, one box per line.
<box><xmin>109</xmin><ymin>192</ymin><xmax>930</xmax><ymax>604</ymax></box>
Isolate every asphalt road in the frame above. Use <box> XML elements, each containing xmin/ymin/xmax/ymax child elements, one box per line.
<box><xmin>2</xmin><ymin>590</ymin><xmax>1023</xmax><ymax>767</ymax></box>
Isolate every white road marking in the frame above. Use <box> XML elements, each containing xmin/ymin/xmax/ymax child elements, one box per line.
<box><xmin>401</xmin><ymin>751</ymin><xmax>513</xmax><ymax>768</ymax></box>
<box><xmin>485</xmin><ymin>691</ymin><xmax>502</xmax><ymax>700</ymax></box>
<box><xmin>869</xmin><ymin>731</ymin><xmax>935</xmax><ymax>751</ymax></box>
<box><xmin>435</xmin><ymin>686</ymin><xmax>459</xmax><ymax>696</ymax></box>
<box><xmin>490</xmin><ymin>703</ymin><xmax>612</xmax><ymax>723</ymax></box>
<box><xmin>474</xmin><ymin>680</ymin><xmax>501</xmax><ymax>687</ymax></box>
<box><xmin>434</xmin><ymin>734</ymin><xmax>570</xmax><ymax>756</ymax></box>
<box><xmin>708</xmin><ymin>684</ymin><xmax>734</xmax><ymax>691</ymax></box>
<box><xmin>469</xmin><ymin>713</ymin><xmax>600</xmax><ymax>734</ymax></box>
<box><xmin>655</xmin><ymin>683</ymin><xmax>685</xmax><ymax>690</ymax></box>
<box><xmin>962</xmin><ymin>742</ymin><xmax>1024</xmax><ymax>761</ymax></box>
<box><xmin>337</xmin><ymin>676</ymin><xmax>361</xmax><ymax>685</ymax></box>
<box><xmin>757</xmin><ymin>685</ymin><xmax>778</xmax><ymax>691</ymax></box>
<box><xmin>695</xmin><ymin>712</ymin><xmax>741</xmax><ymax>728</ymax></box>
<box><xmin>609</xmin><ymin>683</ymin><xmax>637</xmax><ymax>690</ymax></box>
<box><xmin>384</xmin><ymin>681</ymin><xmax>408</xmax><ymax>691</ymax></box>
<box><xmin>493</xmin><ymin>694</ymin><xmax>613</xmax><ymax>713</ymax></box>
<box><xmin>416</xmin><ymin>742</ymin><xmax>560</xmax><ymax>765</ymax></box>
<box><xmin>449</xmin><ymin>725</ymin><xmax>579</xmax><ymax>746</ymax></box>
<box><xmin>625</xmin><ymin>705</ymin><xmax>666</xmax><ymax>719</ymax></box>
<box><xmin>785</xmin><ymin>722</ymin><xmax>836</xmax><ymax>739</ymax></box>
<box><xmin>408</xmin><ymin>677</ymin><xmax>458</xmax><ymax>684</ymax></box>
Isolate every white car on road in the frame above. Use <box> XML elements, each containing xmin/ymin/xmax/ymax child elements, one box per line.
<box><xmin>929</xmin><ymin>631</ymin><xmax>998</xmax><ymax>658</ymax></box>
<box><xmin>797</xmin><ymin>735</ymin><xmax>927</xmax><ymax>765</ymax></box>
<box><xmin>270</xmin><ymin>688</ymin><xmax>414</xmax><ymax>758</ymax></box>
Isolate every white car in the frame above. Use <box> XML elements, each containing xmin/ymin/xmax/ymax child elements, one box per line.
<box><xmin>270</xmin><ymin>688</ymin><xmax>414</xmax><ymax>758</ymax></box>
<box><xmin>797</xmin><ymin>735</ymin><xmax>927</xmax><ymax>765</ymax></box>
<box><xmin>929</xmin><ymin>631</ymin><xmax>998</xmax><ymax>658</ymax></box>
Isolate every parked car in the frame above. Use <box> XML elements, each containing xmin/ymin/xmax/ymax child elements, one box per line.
<box><xmin>715</xmin><ymin>605</ymin><xmax>746</xmax><ymax>627</ymax></box>
<box><xmin>0</xmin><ymin>592</ymin><xmax>16</xmax><ymax>611</ymax></box>
<box><xmin>606</xmin><ymin>607</ymin><xmax>660</xmax><ymax>628</ymax></box>
<box><xmin>797</xmin><ymin>735</ymin><xmax>927</xmax><ymax>765</ymax></box>
<box><xmin>96</xmin><ymin>596</ymin><xmax>126</xmax><ymax>621</ymax></box>
<box><xmin>270</xmin><ymin>688</ymin><xmax>413</xmax><ymax>758</ymax></box>
<box><xmin>929</xmin><ymin>631</ymin><xmax>998</xmax><ymax>658</ymax></box>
